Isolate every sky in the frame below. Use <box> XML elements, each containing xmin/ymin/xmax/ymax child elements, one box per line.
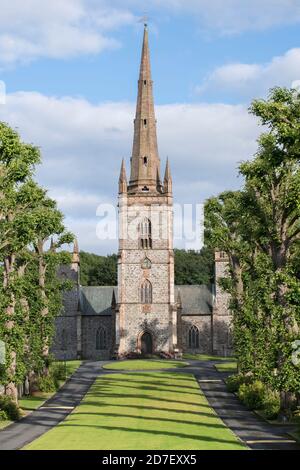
<box><xmin>0</xmin><ymin>0</ymin><xmax>300</xmax><ymax>254</ymax></box>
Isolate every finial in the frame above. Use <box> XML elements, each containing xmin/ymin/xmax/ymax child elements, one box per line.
<box><xmin>119</xmin><ymin>158</ymin><xmax>128</xmax><ymax>194</ymax></box>
<box><xmin>72</xmin><ymin>237</ymin><xmax>80</xmax><ymax>267</ymax></box>
<box><xmin>164</xmin><ymin>157</ymin><xmax>172</xmax><ymax>194</ymax></box>
<box><xmin>73</xmin><ymin>237</ymin><xmax>79</xmax><ymax>254</ymax></box>
<box><xmin>50</xmin><ymin>237</ymin><xmax>55</xmax><ymax>251</ymax></box>
<box><xmin>139</xmin><ymin>15</ymin><xmax>149</xmax><ymax>29</ymax></box>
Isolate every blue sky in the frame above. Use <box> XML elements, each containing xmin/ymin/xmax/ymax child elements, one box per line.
<box><xmin>0</xmin><ymin>1</ymin><xmax>300</xmax><ymax>253</ymax></box>
<box><xmin>2</xmin><ymin>11</ymin><xmax>300</xmax><ymax>104</ymax></box>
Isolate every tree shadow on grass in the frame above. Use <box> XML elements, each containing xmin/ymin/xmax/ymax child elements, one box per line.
<box><xmin>59</xmin><ymin>422</ymin><xmax>243</xmax><ymax>447</ymax></box>
<box><xmin>120</xmin><ymin>372</ymin><xmax>194</xmax><ymax>382</ymax></box>
<box><xmin>97</xmin><ymin>376</ymin><xmax>201</xmax><ymax>392</ymax></box>
<box><xmin>82</xmin><ymin>401</ymin><xmax>214</xmax><ymax>416</ymax></box>
<box><xmin>90</xmin><ymin>381</ymin><xmax>207</xmax><ymax>398</ymax></box>
<box><xmin>84</xmin><ymin>391</ymin><xmax>210</xmax><ymax>409</ymax></box>
<box><xmin>72</xmin><ymin>410</ymin><xmax>225</xmax><ymax>429</ymax></box>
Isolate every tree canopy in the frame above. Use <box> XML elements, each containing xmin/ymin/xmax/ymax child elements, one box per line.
<box><xmin>0</xmin><ymin>122</ymin><xmax>73</xmax><ymax>401</ymax></box>
<box><xmin>205</xmin><ymin>87</ymin><xmax>300</xmax><ymax>417</ymax></box>
<box><xmin>79</xmin><ymin>248</ymin><xmax>214</xmax><ymax>286</ymax></box>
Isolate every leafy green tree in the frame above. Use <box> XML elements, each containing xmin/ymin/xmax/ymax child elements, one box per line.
<box><xmin>205</xmin><ymin>87</ymin><xmax>300</xmax><ymax>417</ymax></box>
<box><xmin>0</xmin><ymin>123</ymin><xmax>40</xmax><ymax>400</ymax></box>
<box><xmin>28</xmin><ymin>191</ymin><xmax>73</xmax><ymax>375</ymax></box>
<box><xmin>0</xmin><ymin>122</ymin><xmax>73</xmax><ymax>401</ymax></box>
<box><xmin>80</xmin><ymin>252</ymin><xmax>117</xmax><ymax>286</ymax></box>
<box><xmin>174</xmin><ymin>248</ymin><xmax>214</xmax><ymax>285</ymax></box>
<box><xmin>80</xmin><ymin>248</ymin><xmax>214</xmax><ymax>286</ymax></box>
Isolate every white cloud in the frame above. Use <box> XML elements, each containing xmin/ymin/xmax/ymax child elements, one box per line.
<box><xmin>198</xmin><ymin>48</ymin><xmax>300</xmax><ymax>100</ymax></box>
<box><xmin>0</xmin><ymin>91</ymin><xmax>259</xmax><ymax>253</ymax></box>
<box><xmin>1</xmin><ymin>0</ymin><xmax>300</xmax><ymax>68</ymax></box>
<box><xmin>0</xmin><ymin>0</ymin><xmax>135</xmax><ymax>67</ymax></box>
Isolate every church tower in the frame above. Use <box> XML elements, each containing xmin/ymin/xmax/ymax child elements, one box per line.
<box><xmin>116</xmin><ymin>25</ymin><xmax>177</xmax><ymax>356</ymax></box>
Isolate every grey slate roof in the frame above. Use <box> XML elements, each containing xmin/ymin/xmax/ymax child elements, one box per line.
<box><xmin>79</xmin><ymin>286</ymin><xmax>116</xmax><ymax>315</ymax></box>
<box><xmin>175</xmin><ymin>285</ymin><xmax>213</xmax><ymax>315</ymax></box>
<box><xmin>79</xmin><ymin>284</ymin><xmax>213</xmax><ymax>316</ymax></box>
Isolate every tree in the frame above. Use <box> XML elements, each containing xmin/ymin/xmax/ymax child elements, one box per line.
<box><xmin>0</xmin><ymin>123</ymin><xmax>40</xmax><ymax>400</ymax></box>
<box><xmin>174</xmin><ymin>248</ymin><xmax>214</xmax><ymax>285</ymax></box>
<box><xmin>205</xmin><ymin>87</ymin><xmax>300</xmax><ymax>417</ymax></box>
<box><xmin>28</xmin><ymin>190</ymin><xmax>73</xmax><ymax>375</ymax></box>
<box><xmin>0</xmin><ymin>122</ymin><xmax>73</xmax><ymax>401</ymax></box>
<box><xmin>80</xmin><ymin>252</ymin><xmax>117</xmax><ymax>286</ymax></box>
<box><xmin>79</xmin><ymin>248</ymin><xmax>214</xmax><ymax>286</ymax></box>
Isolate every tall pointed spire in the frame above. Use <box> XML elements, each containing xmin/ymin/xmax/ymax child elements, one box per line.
<box><xmin>129</xmin><ymin>24</ymin><xmax>160</xmax><ymax>193</ymax></box>
<box><xmin>164</xmin><ymin>157</ymin><xmax>172</xmax><ymax>194</ymax></box>
<box><xmin>119</xmin><ymin>158</ymin><xmax>127</xmax><ymax>194</ymax></box>
<box><xmin>72</xmin><ymin>237</ymin><xmax>80</xmax><ymax>267</ymax></box>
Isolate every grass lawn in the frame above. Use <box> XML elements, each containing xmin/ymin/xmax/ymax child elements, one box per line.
<box><xmin>183</xmin><ymin>353</ymin><xmax>235</xmax><ymax>361</ymax></box>
<box><xmin>19</xmin><ymin>393</ymin><xmax>53</xmax><ymax>412</ymax></box>
<box><xmin>0</xmin><ymin>419</ymin><xmax>12</xmax><ymax>430</ymax></box>
<box><xmin>52</xmin><ymin>359</ymin><xmax>82</xmax><ymax>383</ymax></box>
<box><xmin>214</xmin><ymin>362</ymin><xmax>238</xmax><ymax>373</ymax></box>
<box><xmin>102</xmin><ymin>359</ymin><xmax>188</xmax><ymax>370</ymax></box>
<box><xmin>288</xmin><ymin>430</ymin><xmax>300</xmax><ymax>444</ymax></box>
<box><xmin>25</xmin><ymin>372</ymin><xmax>245</xmax><ymax>450</ymax></box>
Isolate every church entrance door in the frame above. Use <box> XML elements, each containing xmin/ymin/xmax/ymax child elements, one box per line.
<box><xmin>141</xmin><ymin>332</ymin><xmax>153</xmax><ymax>355</ymax></box>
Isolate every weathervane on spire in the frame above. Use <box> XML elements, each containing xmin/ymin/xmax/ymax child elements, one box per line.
<box><xmin>138</xmin><ymin>14</ymin><xmax>149</xmax><ymax>28</ymax></box>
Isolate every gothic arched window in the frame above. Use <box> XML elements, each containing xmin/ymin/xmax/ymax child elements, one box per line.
<box><xmin>188</xmin><ymin>325</ymin><xmax>200</xmax><ymax>349</ymax></box>
<box><xmin>96</xmin><ymin>327</ymin><xmax>107</xmax><ymax>350</ymax></box>
<box><xmin>61</xmin><ymin>329</ymin><xmax>67</xmax><ymax>351</ymax></box>
<box><xmin>138</xmin><ymin>217</ymin><xmax>152</xmax><ymax>249</ymax></box>
<box><xmin>141</xmin><ymin>279</ymin><xmax>152</xmax><ymax>304</ymax></box>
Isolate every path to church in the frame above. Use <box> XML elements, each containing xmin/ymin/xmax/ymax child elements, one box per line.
<box><xmin>0</xmin><ymin>360</ymin><xmax>299</xmax><ymax>450</ymax></box>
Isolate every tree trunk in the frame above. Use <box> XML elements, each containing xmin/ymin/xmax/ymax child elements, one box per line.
<box><xmin>3</xmin><ymin>254</ymin><xmax>18</xmax><ymax>404</ymax></box>
<box><xmin>37</xmin><ymin>240</ymin><xmax>49</xmax><ymax>376</ymax></box>
<box><xmin>279</xmin><ymin>391</ymin><xmax>295</xmax><ymax>421</ymax></box>
<box><xmin>5</xmin><ymin>350</ymin><xmax>18</xmax><ymax>402</ymax></box>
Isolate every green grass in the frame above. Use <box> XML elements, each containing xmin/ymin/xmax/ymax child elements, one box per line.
<box><xmin>19</xmin><ymin>393</ymin><xmax>53</xmax><ymax>412</ymax></box>
<box><xmin>52</xmin><ymin>359</ymin><xmax>82</xmax><ymax>383</ymax></box>
<box><xmin>0</xmin><ymin>419</ymin><xmax>12</xmax><ymax>430</ymax></box>
<box><xmin>25</xmin><ymin>372</ymin><xmax>245</xmax><ymax>450</ymax></box>
<box><xmin>214</xmin><ymin>362</ymin><xmax>238</xmax><ymax>373</ymax></box>
<box><xmin>288</xmin><ymin>430</ymin><xmax>300</xmax><ymax>443</ymax></box>
<box><xmin>182</xmin><ymin>353</ymin><xmax>235</xmax><ymax>361</ymax></box>
<box><xmin>102</xmin><ymin>359</ymin><xmax>188</xmax><ymax>370</ymax></box>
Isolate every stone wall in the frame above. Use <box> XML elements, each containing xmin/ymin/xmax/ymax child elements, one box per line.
<box><xmin>51</xmin><ymin>315</ymin><xmax>78</xmax><ymax>360</ymax></box>
<box><xmin>51</xmin><ymin>262</ymin><xmax>81</xmax><ymax>360</ymax></box>
<box><xmin>181</xmin><ymin>315</ymin><xmax>212</xmax><ymax>354</ymax></box>
<box><xmin>119</xmin><ymin>305</ymin><xmax>172</xmax><ymax>353</ymax></box>
<box><xmin>81</xmin><ymin>315</ymin><xmax>114</xmax><ymax>360</ymax></box>
<box><xmin>212</xmin><ymin>314</ymin><xmax>233</xmax><ymax>357</ymax></box>
<box><xmin>212</xmin><ymin>252</ymin><xmax>233</xmax><ymax>356</ymax></box>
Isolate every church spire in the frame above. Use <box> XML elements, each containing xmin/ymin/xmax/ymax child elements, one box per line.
<box><xmin>163</xmin><ymin>157</ymin><xmax>172</xmax><ymax>194</ymax></box>
<box><xmin>72</xmin><ymin>237</ymin><xmax>80</xmax><ymax>269</ymax></box>
<box><xmin>118</xmin><ymin>158</ymin><xmax>127</xmax><ymax>194</ymax></box>
<box><xmin>129</xmin><ymin>24</ymin><xmax>160</xmax><ymax>193</ymax></box>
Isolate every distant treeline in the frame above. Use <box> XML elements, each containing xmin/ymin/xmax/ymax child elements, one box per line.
<box><xmin>79</xmin><ymin>247</ymin><xmax>214</xmax><ymax>286</ymax></box>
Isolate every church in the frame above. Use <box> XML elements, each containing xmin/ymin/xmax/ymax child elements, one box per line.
<box><xmin>52</xmin><ymin>25</ymin><xmax>233</xmax><ymax>361</ymax></box>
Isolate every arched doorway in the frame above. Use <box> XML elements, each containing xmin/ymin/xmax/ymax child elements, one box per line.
<box><xmin>141</xmin><ymin>331</ymin><xmax>153</xmax><ymax>355</ymax></box>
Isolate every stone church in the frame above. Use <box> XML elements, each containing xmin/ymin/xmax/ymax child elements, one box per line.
<box><xmin>52</xmin><ymin>25</ymin><xmax>232</xmax><ymax>361</ymax></box>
